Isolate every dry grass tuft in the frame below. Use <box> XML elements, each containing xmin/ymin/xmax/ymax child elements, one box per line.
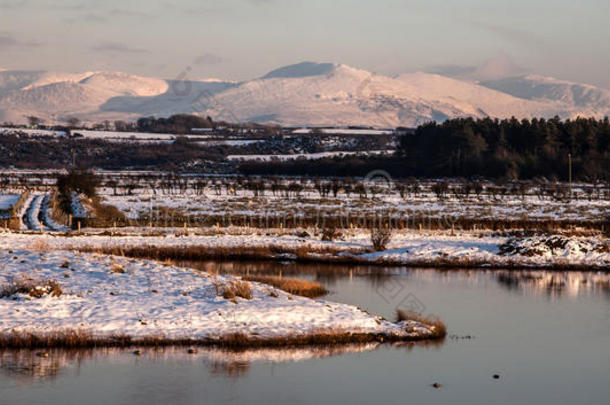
<box><xmin>29</xmin><ymin>240</ymin><xmax>50</xmax><ymax>251</ymax></box>
<box><xmin>1</xmin><ymin>278</ymin><xmax>63</xmax><ymax>299</ymax></box>
<box><xmin>243</xmin><ymin>276</ymin><xmax>327</xmax><ymax>298</ymax></box>
<box><xmin>222</xmin><ymin>280</ymin><xmax>252</xmax><ymax>300</ymax></box>
<box><xmin>396</xmin><ymin>309</ymin><xmax>447</xmax><ymax>338</ymax></box>
<box><xmin>110</xmin><ymin>263</ymin><xmax>125</xmax><ymax>274</ymax></box>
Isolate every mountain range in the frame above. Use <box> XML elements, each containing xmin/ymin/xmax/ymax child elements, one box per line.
<box><xmin>1</xmin><ymin>61</ymin><xmax>609</xmax><ymax>127</ymax></box>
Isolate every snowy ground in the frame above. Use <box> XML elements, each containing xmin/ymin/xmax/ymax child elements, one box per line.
<box><xmin>99</xmin><ymin>187</ymin><xmax>607</xmax><ymax>224</ymax></box>
<box><xmin>0</xmin><ymin>194</ymin><xmax>19</xmax><ymax>218</ymax></box>
<box><xmin>0</xmin><ymin>250</ymin><xmax>438</xmax><ymax>343</ymax></box>
<box><xmin>0</xmin><ymin>194</ymin><xmax>19</xmax><ymax>211</ymax></box>
<box><xmin>227</xmin><ymin>150</ymin><xmax>391</xmax><ymax>161</ymax></box>
<box><xmin>0</xmin><ymin>229</ymin><xmax>607</xmax><ymax>269</ymax></box>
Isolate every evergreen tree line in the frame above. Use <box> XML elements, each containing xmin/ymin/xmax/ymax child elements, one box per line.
<box><xmin>240</xmin><ymin>117</ymin><xmax>609</xmax><ymax>181</ymax></box>
<box><xmin>399</xmin><ymin>116</ymin><xmax>609</xmax><ymax>180</ymax></box>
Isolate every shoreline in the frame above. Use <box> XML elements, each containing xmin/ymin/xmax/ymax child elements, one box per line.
<box><xmin>80</xmin><ymin>245</ymin><xmax>610</xmax><ymax>271</ymax></box>
<box><xmin>0</xmin><ymin>249</ymin><xmax>445</xmax><ymax>349</ymax></box>
<box><xmin>0</xmin><ymin>329</ymin><xmax>445</xmax><ymax>350</ymax></box>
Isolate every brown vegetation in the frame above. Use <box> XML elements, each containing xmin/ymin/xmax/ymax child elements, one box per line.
<box><xmin>222</xmin><ymin>280</ymin><xmax>252</xmax><ymax>300</ymax></box>
<box><xmin>0</xmin><ymin>278</ymin><xmax>62</xmax><ymax>299</ymax></box>
<box><xmin>396</xmin><ymin>309</ymin><xmax>447</xmax><ymax>338</ymax></box>
<box><xmin>110</xmin><ymin>263</ymin><xmax>125</xmax><ymax>274</ymax></box>
<box><xmin>76</xmin><ymin>244</ymin><xmax>354</xmax><ymax>263</ymax></box>
<box><xmin>0</xmin><ymin>327</ymin><xmax>444</xmax><ymax>349</ymax></box>
<box><xmin>243</xmin><ymin>276</ymin><xmax>327</xmax><ymax>298</ymax></box>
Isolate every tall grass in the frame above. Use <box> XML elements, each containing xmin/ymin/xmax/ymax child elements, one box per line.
<box><xmin>243</xmin><ymin>276</ymin><xmax>327</xmax><ymax>297</ymax></box>
<box><xmin>396</xmin><ymin>309</ymin><xmax>447</xmax><ymax>338</ymax></box>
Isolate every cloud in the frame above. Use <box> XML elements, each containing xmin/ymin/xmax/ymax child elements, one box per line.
<box><xmin>0</xmin><ymin>0</ymin><xmax>28</xmax><ymax>10</ymax></box>
<box><xmin>108</xmin><ymin>8</ymin><xmax>153</xmax><ymax>18</ymax></box>
<box><xmin>245</xmin><ymin>0</ymin><xmax>274</xmax><ymax>5</ymax></box>
<box><xmin>470</xmin><ymin>20</ymin><xmax>549</xmax><ymax>49</ymax></box>
<box><xmin>91</xmin><ymin>42</ymin><xmax>148</xmax><ymax>54</ymax></box>
<box><xmin>0</xmin><ymin>33</ymin><xmax>42</xmax><ymax>48</ymax></box>
<box><xmin>194</xmin><ymin>53</ymin><xmax>223</xmax><ymax>65</ymax></box>
<box><xmin>81</xmin><ymin>12</ymin><xmax>108</xmax><ymax>22</ymax></box>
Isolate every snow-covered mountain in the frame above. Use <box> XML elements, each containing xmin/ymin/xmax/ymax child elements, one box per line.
<box><xmin>480</xmin><ymin>75</ymin><xmax>610</xmax><ymax>115</ymax></box>
<box><xmin>0</xmin><ymin>62</ymin><xmax>608</xmax><ymax>127</ymax></box>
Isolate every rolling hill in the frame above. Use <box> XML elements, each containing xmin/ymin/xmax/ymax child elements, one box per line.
<box><xmin>0</xmin><ymin>62</ymin><xmax>608</xmax><ymax>127</ymax></box>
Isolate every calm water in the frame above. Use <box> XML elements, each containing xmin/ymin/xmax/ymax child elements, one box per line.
<box><xmin>1</xmin><ymin>262</ymin><xmax>609</xmax><ymax>405</ymax></box>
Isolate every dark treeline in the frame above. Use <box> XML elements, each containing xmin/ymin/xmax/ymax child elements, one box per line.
<box><xmin>134</xmin><ymin>114</ymin><xmax>282</xmax><ymax>134</ymax></box>
<box><xmin>241</xmin><ymin>117</ymin><xmax>610</xmax><ymax>181</ymax></box>
<box><xmin>136</xmin><ymin>114</ymin><xmax>214</xmax><ymax>134</ymax></box>
<box><xmin>0</xmin><ymin>135</ymin><xmax>226</xmax><ymax>171</ymax></box>
<box><xmin>401</xmin><ymin>116</ymin><xmax>609</xmax><ymax>180</ymax></box>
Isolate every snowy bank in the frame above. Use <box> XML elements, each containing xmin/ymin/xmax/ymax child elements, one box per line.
<box><xmin>0</xmin><ymin>250</ymin><xmax>442</xmax><ymax>347</ymax></box>
<box><xmin>0</xmin><ymin>229</ymin><xmax>607</xmax><ymax>269</ymax></box>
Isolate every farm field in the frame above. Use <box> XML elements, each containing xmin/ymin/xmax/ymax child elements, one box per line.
<box><xmin>0</xmin><ymin>170</ymin><xmax>607</xmax><ymax>270</ymax></box>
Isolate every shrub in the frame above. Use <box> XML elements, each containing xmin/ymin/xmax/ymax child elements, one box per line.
<box><xmin>1</xmin><ymin>278</ymin><xmax>62</xmax><ymax>299</ymax></box>
<box><xmin>321</xmin><ymin>226</ymin><xmax>340</xmax><ymax>241</ymax></box>
<box><xmin>222</xmin><ymin>280</ymin><xmax>252</xmax><ymax>300</ymax></box>
<box><xmin>321</xmin><ymin>219</ymin><xmax>341</xmax><ymax>241</ymax></box>
<box><xmin>370</xmin><ymin>225</ymin><xmax>392</xmax><ymax>251</ymax></box>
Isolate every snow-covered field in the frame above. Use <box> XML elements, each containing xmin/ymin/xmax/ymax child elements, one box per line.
<box><xmin>0</xmin><ymin>194</ymin><xmax>19</xmax><ymax>218</ymax></box>
<box><xmin>98</xmin><ymin>186</ymin><xmax>607</xmax><ymax>223</ymax></box>
<box><xmin>0</xmin><ymin>249</ymin><xmax>438</xmax><ymax>343</ymax></box>
<box><xmin>0</xmin><ymin>230</ymin><xmax>607</xmax><ymax>269</ymax></box>
<box><xmin>0</xmin><ymin>128</ymin><xmax>264</xmax><ymax>145</ymax></box>
<box><xmin>0</xmin><ymin>127</ymin><xmax>67</xmax><ymax>137</ymax></box>
<box><xmin>227</xmin><ymin>150</ymin><xmax>391</xmax><ymax>161</ymax></box>
<box><xmin>291</xmin><ymin>128</ymin><xmax>394</xmax><ymax>135</ymax></box>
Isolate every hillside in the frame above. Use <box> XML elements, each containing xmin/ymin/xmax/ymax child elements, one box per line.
<box><xmin>0</xmin><ymin>62</ymin><xmax>608</xmax><ymax>126</ymax></box>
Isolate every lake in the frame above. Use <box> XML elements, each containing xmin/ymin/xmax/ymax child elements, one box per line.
<box><xmin>2</xmin><ymin>262</ymin><xmax>609</xmax><ymax>404</ymax></box>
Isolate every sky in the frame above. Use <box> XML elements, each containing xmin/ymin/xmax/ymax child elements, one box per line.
<box><xmin>1</xmin><ymin>0</ymin><xmax>609</xmax><ymax>88</ymax></box>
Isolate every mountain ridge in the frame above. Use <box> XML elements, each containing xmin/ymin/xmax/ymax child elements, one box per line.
<box><xmin>0</xmin><ymin>62</ymin><xmax>608</xmax><ymax>126</ymax></box>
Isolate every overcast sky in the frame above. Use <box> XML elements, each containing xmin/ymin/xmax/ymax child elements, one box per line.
<box><xmin>1</xmin><ymin>0</ymin><xmax>609</xmax><ymax>88</ymax></box>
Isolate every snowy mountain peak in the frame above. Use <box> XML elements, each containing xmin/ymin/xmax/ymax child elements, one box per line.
<box><xmin>473</xmin><ymin>53</ymin><xmax>526</xmax><ymax>81</ymax></box>
<box><xmin>480</xmin><ymin>74</ymin><xmax>610</xmax><ymax>111</ymax></box>
<box><xmin>262</xmin><ymin>62</ymin><xmax>338</xmax><ymax>79</ymax></box>
<box><xmin>78</xmin><ymin>71</ymin><xmax>169</xmax><ymax>97</ymax></box>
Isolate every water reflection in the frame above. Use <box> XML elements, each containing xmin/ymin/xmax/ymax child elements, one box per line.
<box><xmin>0</xmin><ymin>339</ymin><xmax>451</xmax><ymax>383</ymax></box>
<box><xmin>179</xmin><ymin>260</ymin><xmax>610</xmax><ymax>300</ymax></box>
<box><xmin>0</xmin><ymin>349</ymin><xmax>94</xmax><ymax>382</ymax></box>
<box><xmin>493</xmin><ymin>271</ymin><xmax>610</xmax><ymax>298</ymax></box>
<box><xmin>0</xmin><ymin>343</ymin><xmax>386</xmax><ymax>382</ymax></box>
